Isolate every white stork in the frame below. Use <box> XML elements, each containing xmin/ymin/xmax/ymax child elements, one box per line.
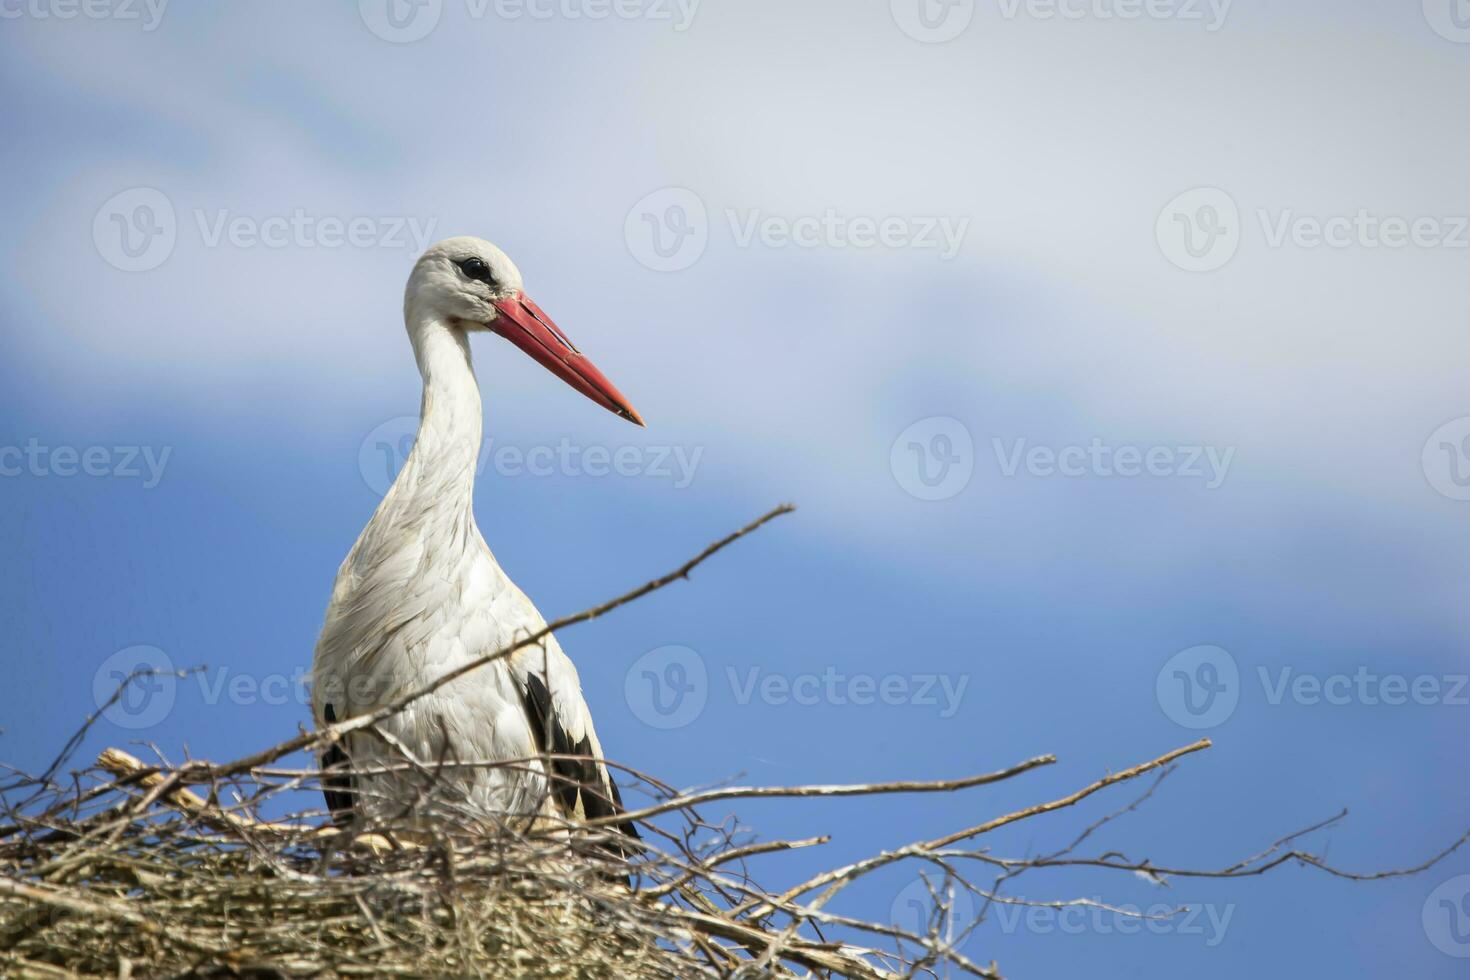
<box><xmin>310</xmin><ymin>236</ymin><xmax>642</xmax><ymax>844</ymax></box>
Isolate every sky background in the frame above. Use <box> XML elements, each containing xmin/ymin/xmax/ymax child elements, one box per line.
<box><xmin>3</xmin><ymin>0</ymin><xmax>1470</xmax><ymax>975</ymax></box>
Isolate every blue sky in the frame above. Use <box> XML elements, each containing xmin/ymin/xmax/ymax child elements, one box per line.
<box><xmin>3</xmin><ymin>1</ymin><xmax>1470</xmax><ymax>975</ymax></box>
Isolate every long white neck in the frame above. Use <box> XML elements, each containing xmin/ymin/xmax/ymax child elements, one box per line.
<box><xmin>368</xmin><ymin>311</ymin><xmax>484</xmax><ymax>548</ymax></box>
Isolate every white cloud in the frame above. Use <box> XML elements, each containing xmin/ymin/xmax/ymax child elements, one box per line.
<box><xmin>4</xmin><ymin>1</ymin><xmax>1468</xmax><ymax>522</ymax></box>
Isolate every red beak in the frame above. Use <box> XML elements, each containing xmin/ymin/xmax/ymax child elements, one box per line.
<box><xmin>489</xmin><ymin>293</ymin><xmax>645</xmax><ymax>427</ymax></box>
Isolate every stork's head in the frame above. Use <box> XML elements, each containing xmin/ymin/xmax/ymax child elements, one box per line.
<box><xmin>406</xmin><ymin>236</ymin><xmax>644</xmax><ymax>427</ymax></box>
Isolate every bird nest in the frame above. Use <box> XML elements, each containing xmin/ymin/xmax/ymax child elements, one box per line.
<box><xmin>3</xmin><ymin>508</ymin><xmax>1462</xmax><ymax>978</ymax></box>
<box><xmin>0</xmin><ymin>747</ymin><xmax>733</xmax><ymax>979</ymax></box>
<box><xmin>0</xmin><ymin>736</ymin><xmax>1212</xmax><ymax>980</ymax></box>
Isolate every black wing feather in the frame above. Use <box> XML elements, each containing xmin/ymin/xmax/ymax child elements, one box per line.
<box><xmin>320</xmin><ymin>702</ymin><xmax>355</xmax><ymax>825</ymax></box>
<box><xmin>520</xmin><ymin>672</ymin><xmax>640</xmax><ymax>845</ymax></box>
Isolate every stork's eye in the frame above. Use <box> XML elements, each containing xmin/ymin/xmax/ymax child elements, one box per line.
<box><xmin>459</xmin><ymin>257</ymin><xmax>492</xmax><ymax>284</ymax></box>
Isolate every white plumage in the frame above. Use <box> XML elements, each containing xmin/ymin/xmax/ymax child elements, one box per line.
<box><xmin>310</xmin><ymin>237</ymin><xmax>642</xmax><ymax>832</ymax></box>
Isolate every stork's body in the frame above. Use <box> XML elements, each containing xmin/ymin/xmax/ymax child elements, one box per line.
<box><xmin>311</xmin><ymin>237</ymin><xmax>642</xmax><ymax>832</ymax></box>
